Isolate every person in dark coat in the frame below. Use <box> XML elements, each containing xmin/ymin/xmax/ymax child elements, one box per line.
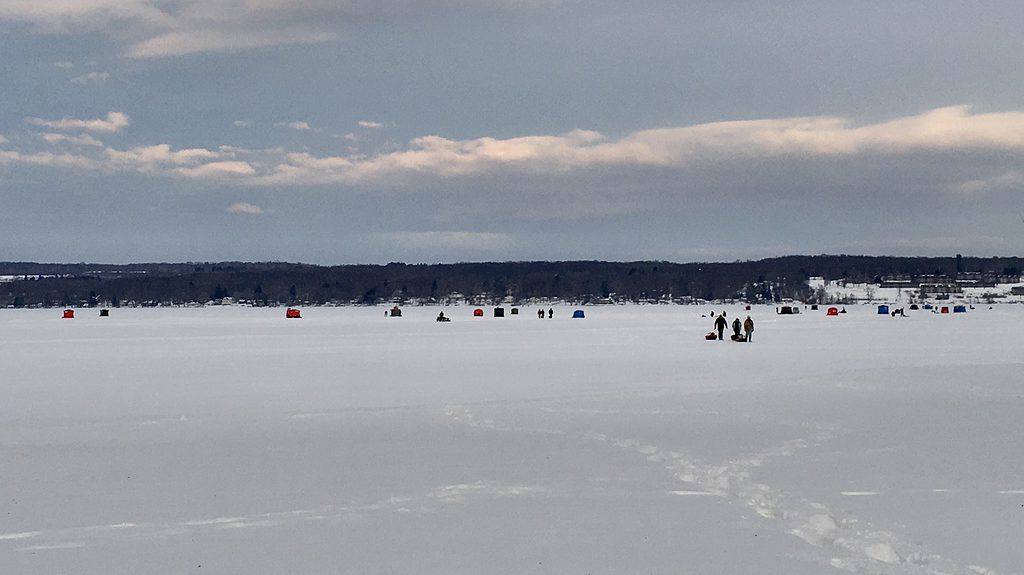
<box><xmin>732</xmin><ymin>317</ymin><xmax>742</xmax><ymax>339</ymax></box>
<box><xmin>548</xmin><ymin>308</ymin><xmax>554</xmax><ymax>319</ymax></box>
<box><xmin>743</xmin><ymin>316</ymin><xmax>754</xmax><ymax>342</ymax></box>
<box><xmin>714</xmin><ymin>314</ymin><xmax>727</xmax><ymax>340</ymax></box>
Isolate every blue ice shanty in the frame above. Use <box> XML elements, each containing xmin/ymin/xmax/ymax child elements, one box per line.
<box><xmin>877</xmin><ymin>305</ymin><xmax>890</xmax><ymax>315</ymax></box>
<box><xmin>572</xmin><ymin>309</ymin><xmax>585</xmax><ymax>319</ymax></box>
<box><xmin>953</xmin><ymin>305</ymin><xmax>967</xmax><ymax>313</ymax></box>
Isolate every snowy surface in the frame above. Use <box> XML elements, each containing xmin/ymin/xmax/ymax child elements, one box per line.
<box><xmin>2</xmin><ymin>305</ymin><xmax>1023</xmax><ymax>574</ymax></box>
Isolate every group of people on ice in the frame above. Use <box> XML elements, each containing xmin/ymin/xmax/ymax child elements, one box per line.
<box><xmin>712</xmin><ymin>312</ymin><xmax>754</xmax><ymax>342</ymax></box>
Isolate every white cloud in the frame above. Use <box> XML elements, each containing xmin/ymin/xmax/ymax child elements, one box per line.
<box><xmin>25</xmin><ymin>111</ymin><xmax>130</xmax><ymax>133</ymax></box>
<box><xmin>175</xmin><ymin>161</ymin><xmax>256</xmax><ymax>179</ymax></box>
<box><xmin>10</xmin><ymin>106</ymin><xmax>1024</xmax><ymax>193</ymax></box>
<box><xmin>0</xmin><ymin>1</ymin><xmax>350</xmax><ymax>57</ymax></box>
<box><xmin>69</xmin><ymin>71</ymin><xmax>110</xmax><ymax>85</ymax></box>
<box><xmin>358</xmin><ymin>120</ymin><xmax>383</xmax><ymax>129</ymax></box>
<box><xmin>0</xmin><ymin>134</ymin><xmax>7</xmax><ymax>145</ymax></box>
<box><xmin>0</xmin><ymin>0</ymin><xmax>171</xmax><ymax>33</ymax></box>
<box><xmin>54</xmin><ymin>61</ymin><xmax>74</xmax><ymax>68</ymax></box>
<box><xmin>227</xmin><ymin>201</ymin><xmax>264</xmax><ymax>215</ymax></box>
<box><xmin>105</xmin><ymin>144</ymin><xmax>221</xmax><ymax>171</ymax></box>
<box><xmin>0</xmin><ymin>149</ymin><xmax>98</xmax><ymax>170</ymax></box>
<box><xmin>1</xmin><ymin>1</ymin><xmax>546</xmax><ymax>58</ymax></box>
<box><xmin>2</xmin><ymin>139</ymin><xmax>252</xmax><ymax>180</ymax></box>
<box><xmin>275</xmin><ymin>120</ymin><xmax>313</xmax><ymax>131</ymax></box>
<box><xmin>233</xmin><ymin>120</ymin><xmax>254</xmax><ymax>128</ymax></box>
<box><xmin>127</xmin><ymin>28</ymin><xmax>336</xmax><ymax>59</ymax></box>
<box><xmin>40</xmin><ymin>132</ymin><xmax>104</xmax><ymax>147</ymax></box>
<box><xmin>252</xmin><ymin>106</ymin><xmax>1024</xmax><ymax>185</ymax></box>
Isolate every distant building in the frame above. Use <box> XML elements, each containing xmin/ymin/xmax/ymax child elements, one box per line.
<box><xmin>880</xmin><ymin>274</ymin><xmax>914</xmax><ymax>288</ymax></box>
<box><xmin>955</xmin><ymin>272</ymin><xmax>988</xmax><ymax>287</ymax></box>
<box><xmin>919</xmin><ymin>282</ymin><xmax>961</xmax><ymax>295</ymax></box>
<box><xmin>953</xmin><ymin>272</ymin><xmax>1017</xmax><ymax>288</ymax></box>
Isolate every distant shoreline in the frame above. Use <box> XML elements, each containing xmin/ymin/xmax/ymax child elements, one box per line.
<box><xmin>3</xmin><ymin>255</ymin><xmax>1023</xmax><ymax>309</ymax></box>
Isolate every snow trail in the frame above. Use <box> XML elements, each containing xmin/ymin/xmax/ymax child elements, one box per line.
<box><xmin>447</xmin><ymin>403</ymin><xmax>1005</xmax><ymax>575</ymax></box>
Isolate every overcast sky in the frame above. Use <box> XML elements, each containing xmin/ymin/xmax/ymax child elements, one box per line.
<box><xmin>2</xmin><ymin>1</ymin><xmax>1024</xmax><ymax>264</ymax></box>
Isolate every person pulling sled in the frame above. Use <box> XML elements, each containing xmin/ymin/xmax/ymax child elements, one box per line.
<box><xmin>714</xmin><ymin>314</ymin><xmax>727</xmax><ymax>340</ymax></box>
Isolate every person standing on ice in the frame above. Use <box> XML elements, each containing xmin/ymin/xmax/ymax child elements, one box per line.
<box><xmin>743</xmin><ymin>316</ymin><xmax>754</xmax><ymax>342</ymax></box>
<box><xmin>538</xmin><ymin>309</ymin><xmax>544</xmax><ymax>319</ymax></box>
<box><xmin>714</xmin><ymin>313</ymin><xmax>727</xmax><ymax>340</ymax></box>
<box><xmin>548</xmin><ymin>308</ymin><xmax>554</xmax><ymax>319</ymax></box>
<box><xmin>732</xmin><ymin>317</ymin><xmax>742</xmax><ymax>339</ymax></box>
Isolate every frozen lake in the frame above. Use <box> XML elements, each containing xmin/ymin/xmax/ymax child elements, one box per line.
<box><xmin>2</xmin><ymin>305</ymin><xmax>1022</xmax><ymax>574</ymax></box>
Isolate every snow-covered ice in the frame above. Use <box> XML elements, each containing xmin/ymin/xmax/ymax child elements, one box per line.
<box><xmin>2</xmin><ymin>305</ymin><xmax>1022</xmax><ymax>574</ymax></box>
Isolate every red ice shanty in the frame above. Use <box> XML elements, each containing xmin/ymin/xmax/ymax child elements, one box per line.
<box><xmin>286</xmin><ymin>308</ymin><xmax>302</xmax><ymax>319</ymax></box>
<box><xmin>62</xmin><ymin>309</ymin><xmax>75</xmax><ymax>319</ymax></box>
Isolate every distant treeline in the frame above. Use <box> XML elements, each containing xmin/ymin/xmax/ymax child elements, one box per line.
<box><xmin>1</xmin><ymin>255</ymin><xmax>1022</xmax><ymax>308</ymax></box>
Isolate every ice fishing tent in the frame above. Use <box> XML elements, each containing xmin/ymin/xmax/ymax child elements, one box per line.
<box><xmin>745</xmin><ymin>305</ymin><xmax>752</xmax><ymax>311</ymax></box>
<box><xmin>776</xmin><ymin>306</ymin><xmax>799</xmax><ymax>315</ymax></box>
<box><xmin>826</xmin><ymin>307</ymin><xmax>839</xmax><ymax>316</ymax></box>
<box><xmin>877</xmin><ymin>305</ymin><xmax>889</xmax><ymax>315</ymax></box>
<box><xmin>389</xmin><ymin>306</ymin><xmax>402</xmax><ymax>317</ymax></box>
<box><xmin>909</xmin><ymin>304</ymin><xmax>919</xmax><ymax>310</ymax></box>
<box><xmin>99</xmin><ymin>309</ymin><xmax>110</xmax><ymax>317</ymax></box>
<box><xmin>473</xmin><ymin>308</ymin><xmax>484</xmax><ymax>317</ymax></box>
<box><xmin>510</xmin><ymin>308</ymin><xmax>519</xmax><ymax>315</ymax></box>
<box><xmin>572</xmin><ymin>309</ymin><xmax>585</xmax><ymax>318</ymax></box>
<box><xmin>286</xmin><ymin>308</ymin><xmax>302</xmax><ymax>318</ymax></box>
<box><xmin>923</xmin><ymin>304</ymin><xmax>933</xmax><ymax>310</ymax></box>
<box><xmin>62</xmin><ymin>309</ymin><xmax>74</xmax><ymax>319</ymax></box>
<box><xmin>494</xmin><ymin>307</ymin><xmax>505</xmax><ymax>317</ymax></box>
<box><xmin>953</xmin><ymin>305</ymin><xmax>967</xmax><ymax>313</ymax></box>
<box><xmin>810</xmin><ymin>304</ymin><xmax>819</xmax><ymax>310</ymax></box>
<box><xmin>940</xmin><ymin>306</ymin><xmax>950</xmax><ymax>314</ymax></box>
